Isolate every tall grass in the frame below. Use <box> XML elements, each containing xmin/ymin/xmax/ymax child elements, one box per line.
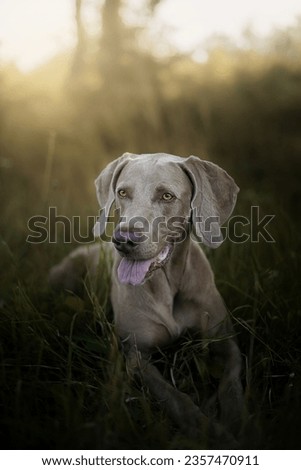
<box><xmin>1</xmin><ymin>224</ymin><xmax>300</xmax><ymax>449</ymax></box>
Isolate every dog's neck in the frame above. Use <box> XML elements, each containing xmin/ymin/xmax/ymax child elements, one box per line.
<box><xmin>165</xmin><ymin>236</ymin><xmax>192</xmax><ymax>289</ymax></box>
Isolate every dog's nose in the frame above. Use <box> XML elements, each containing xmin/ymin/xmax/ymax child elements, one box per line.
<box><xmin>112</xmin><ymin>229</ymin><xmax>141</xmax><ymax>252</ymax></box>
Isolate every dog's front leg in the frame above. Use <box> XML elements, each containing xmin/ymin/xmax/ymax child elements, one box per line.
<box><xmin>209</xmin><ymin>336</ymin><xmax>245</xmax><ymax>436</ymax></box>
<box><xmin>125</xmin><ymin>346</ymin><xmax>238</xmax><ymax>447</ymax></box>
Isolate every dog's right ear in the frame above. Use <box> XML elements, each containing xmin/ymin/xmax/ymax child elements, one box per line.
<box><xmin>93</xmin><ymin>152</ymin><xmax>132</xmax><ymax>237</ymax></box>
<box><xmin>180</xmin><ymin>156</ymin><xmax>239</xmax><ymax>248</ymax></box>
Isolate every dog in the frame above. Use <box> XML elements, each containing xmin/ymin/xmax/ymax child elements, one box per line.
<box><xmin>50</xmin><ymin>152</ymin><xmax>244</xmax><ymax>447</ymax></box>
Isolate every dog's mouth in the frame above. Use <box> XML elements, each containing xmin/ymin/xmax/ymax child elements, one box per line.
<box><xmin>117</xmin><ymin>245</ymin><xmax>173</xmax><ymax>286</ymax></box>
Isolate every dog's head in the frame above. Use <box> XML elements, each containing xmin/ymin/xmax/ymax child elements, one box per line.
<box><xmin>94</xmin><ymin>153</ymin><xmax>239</xmax><ymax>285</ymax></box>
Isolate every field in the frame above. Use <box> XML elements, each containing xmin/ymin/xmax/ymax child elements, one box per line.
<box><xmin>0</xmin><ymin>14</ymin><xmax>301</xmax><ymax>449</ymax></box>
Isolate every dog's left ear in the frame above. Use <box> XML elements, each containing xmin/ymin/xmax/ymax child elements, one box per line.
<box><xmin>93</xmin><ymin>152</ymin><xmax>132</xmax><ymax>237</ymax></box>
<box><xmin>180</xmin><ymin>156</ymin><xmax>239</xmax><ymax>248</ymax></box>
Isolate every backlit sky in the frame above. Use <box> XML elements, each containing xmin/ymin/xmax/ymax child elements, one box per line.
<box><xmin>0</xmin><ymin>0</ymin><xmax>300</xmax><ymax>72</ymax></box>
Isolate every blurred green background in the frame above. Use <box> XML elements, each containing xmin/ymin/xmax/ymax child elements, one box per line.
<box><xmin>0</xmin><ymin>0</ymin><xmax>301</xmax><ymax>450</ymax></box>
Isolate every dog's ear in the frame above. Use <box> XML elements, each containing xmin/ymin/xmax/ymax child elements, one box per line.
<box><xmin>180</xmin><ymin>156</ymin><xmax>239</xmax><ymax>248</ymax></box>
<box><xmin>93</xmin><ymin>152</ymin><xmax>131</xmax><ymax>237</ymax></box>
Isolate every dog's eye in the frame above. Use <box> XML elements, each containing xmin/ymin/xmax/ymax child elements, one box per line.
<box><xmin>117</xmin><ymin>189</ymin><xmax>127</xmax><ymax>198</ymax></box>
<box><xmin>162</xmin><ymin>192</ymin><xmax>174</xmax><ymax>201</ymax></box>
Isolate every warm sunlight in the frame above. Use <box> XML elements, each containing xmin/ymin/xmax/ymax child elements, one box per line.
<box><xmin>153</xmin><ymin>0</ymin><xmax>301</xmax><ymax>55</ymax></box>
<box><xmin>0</xmin><ymin>0</ymin><xmax>301</xmax><ymax>72</ymax></box>
<box><xmin>0</xmin><ymin>0</ymin><xmax>74</xmax><ymax>71</ymax></box>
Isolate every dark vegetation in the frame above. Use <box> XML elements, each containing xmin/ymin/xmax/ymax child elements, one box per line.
<box><xmin>0</xmin><ymin>0</ymin><xmax>301</xmax><ymax>449</ymax></box>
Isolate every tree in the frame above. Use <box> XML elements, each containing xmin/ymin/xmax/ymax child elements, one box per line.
<box><xmin>71</xmin><ymin>0</ymin><xmax>87</xmax><ymax>78</ymax></box>
<box><xmin>101</xmin><ymin>0</ymin><xmax>124</xmax><ymax>58</ymax></box>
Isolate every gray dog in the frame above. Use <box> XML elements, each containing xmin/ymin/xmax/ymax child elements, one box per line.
<box><xmin>50</xmin><ymin>153</ymin><xmax>244</xmax><ymax>446</ymax></box>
